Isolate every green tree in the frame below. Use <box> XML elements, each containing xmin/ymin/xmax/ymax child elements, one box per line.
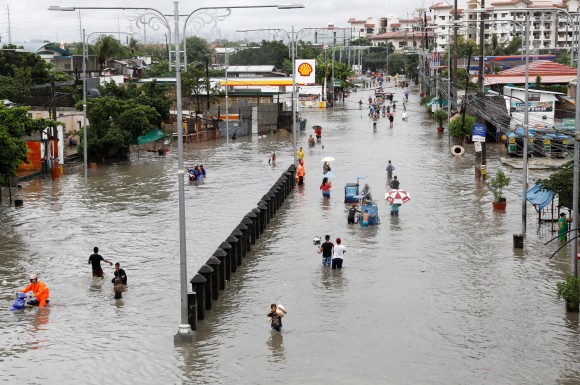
<box><xmin>94</xmin><ymin>35</ymin><xmax>128</xmax><ymax>75</ymax></box>
<box><xmin>0</xmin><ymin>105</ymin><xmax>57</xmax><ymax>185</ymax></box>
<box><xmin>556</xmin><ymin>51</ymin><xmax>572</xmax><ymax>67</ymax></box>
<box><xmin>448</xmin><ymin>113</ymin><xmax>475</xmax><ymax>137</ymax></box>
<box><xmin>128</xmin><ymin>37</ymin><xmax>139</xmax><ymax>56</ymax></box>
<box><xmin>146</xmin><ymin>59</ymin><xmax>175</xmax><ymax>77</ymax></box>
<box><xmin>0</xmin><ymin>44</ymin><xmax>51</xmax><ymax>84</ymax></box>
<box><xmin>486</xmin><ymin>34</ymin><xmax>521</xmax><ymax>56</ymax></box>
<box><xmin>185</xmin><ymin>36</ymin><xmax>211</xmax><ymax>65</ymax></box>
<box><xmin>82</xmin><ymin>96</ymin><xmax>160</xmax><ymax>161</ymax></box>
<box><xmin>538</xmin><ymin>161</ymin><xmax>578</xmax><ymax>209</ymax></box>
<box><xmin>181</xmin><ymin>63</ymin><xmax>208</xmax><ymax>113</ymax></box>
<box><xmin>229</xmin><ymin>40</ymin><xmax>289</xmax><ymax>68</ymax></box>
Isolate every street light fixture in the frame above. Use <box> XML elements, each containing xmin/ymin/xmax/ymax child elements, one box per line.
<box><xmin>237</xmin><ymin>26</ymin><xmax>322</xmax><ymax>166</ymax></box>
<box><xmin>466</xmin><ymin>7</ymin><xmax>580</xmax><ymax>267</ymax></box>
<box><xmin>50</xmin><ymin>2</ymin><xmax>304</xmax><ymax>341</ymax></box>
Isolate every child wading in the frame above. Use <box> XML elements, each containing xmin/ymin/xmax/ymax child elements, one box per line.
<box><xmin>267</xmin><ymin>304</ymin><xmax>287</xmax><ymax>332</ymax></box>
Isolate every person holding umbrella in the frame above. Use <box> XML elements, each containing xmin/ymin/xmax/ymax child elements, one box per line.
<box><xmin>323</xmin><ymin>161</ymin><xmax>331</xmax><ymax>175</ymax></box>
<box><xmin>385</xmin><ymin>189</ymin><xmax>411</xmax><ymax>217</ymax></box>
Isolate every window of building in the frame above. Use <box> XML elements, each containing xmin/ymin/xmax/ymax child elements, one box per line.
<box><xmin>440</xmin><ymin>16</ymin><xmax>445</xmax><ymax>20</ymax></box>
<box><xmin>64</xmin><ymin>64</ymin><xmax>71</xmax><ymax>70</ymax></box>
<box><xmin>501</xmin><ymin>13</ymin><xmax>507</xmax><ymax>17</ymax></box>
<box><xmin>528</xmin><ymin>94</ymin><xmax>540</xmax><ymax>102</ymax></box>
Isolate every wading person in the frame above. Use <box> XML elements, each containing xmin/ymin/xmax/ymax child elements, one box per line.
<box><xmin>318</xmin><ymin>235</ymin><xmax>334</xmax><ymax>267</ymax></box>
<box><xmin>267</xmin><ymin>304</ymin><xmax>287</xmax><ymax>332</ymax></box>
<box><xmin>390</xmin><ymin>176</ymin><xmax>400</xmax><ymax>190</ymax></box>
<box><xmin>332</xmin><ymin>238</ymin><xmax>346</xmax><ymax>270</ymax></box>
<box><xmin>111</xmin><ymin>262</ymin><xmax>127</xmax><ymax>285</ymax></box>
<box><xmin>558</xmin><ymin>212</ymin><xmax>572</xmax><ymax>242</ymax></box>
<box><xmin>88</xmin><ymin>247</ymin><xmax>113</xmax><ymax>278</ymax></box>
<box><xmin>21</xmin><ymin>274</ymin><xmax>50</xmax><ymax>307</ymax></box>
<box><xmin>320</xmin><ymin>177</ymin><xmax>332</xmax><ymax>198</ymax></box>
<box><xmin>347</xmin><ymin>203</ymin><xmax>360</xmax><ymax>224</ymax></box>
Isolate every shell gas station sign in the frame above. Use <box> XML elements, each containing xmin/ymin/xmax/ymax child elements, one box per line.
<box><xmin>295</xmin><ymin>59</ymin><xmax>316</xmax><ymax>84</ymax></box>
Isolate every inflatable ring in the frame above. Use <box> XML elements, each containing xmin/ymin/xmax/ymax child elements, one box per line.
<box><xmin>451</xmin><ymin>145</ymin><xmax>465</xmax><ymax>156</ymax></box>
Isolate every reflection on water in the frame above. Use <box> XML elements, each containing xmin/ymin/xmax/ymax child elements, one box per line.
<box><xmin>1</xmin><ymin>85</ymin><xmax>580</xmax><ymax>384</ymax></box>
<box><xmin>266</xmin><ymin>331</ymin><xmax>285</xmax><ymax>363</ymax></box>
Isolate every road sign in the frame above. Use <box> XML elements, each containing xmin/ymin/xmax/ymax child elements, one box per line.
<box><xmin>474</xmin><ymin>141</ymin><xmax>482</xmax><ymax>152</ymax></box>
<box><xmin>472</xmin><ymin>123</ymin><xmax>486</xmax><ymax>142</ymax></box>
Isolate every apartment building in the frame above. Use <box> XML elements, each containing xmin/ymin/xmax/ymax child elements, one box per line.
<box><xmin>348</xmin><ymin>15</ymin><xmax>432</xmax><ymax>51</ymax></box>
<box><xmin>430</xmin><ymin>0</ymin><xmax>579</xmax><ymax>53</ymax></box>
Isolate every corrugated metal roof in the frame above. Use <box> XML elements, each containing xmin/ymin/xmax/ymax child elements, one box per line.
<box><xmin>227</xmin><ymin>65</ymin><xmax>277</xmax><ymax>73</ymax></box>
<box><xmin>483</xmin><ymin>75</ymin><xmax>577</xmax><ymax>86</ymax></box>
<box><xmin>483</xmin><ymin>60</ymin><xmax>577</xmax><ymax>85</ymax></box>
<box><xmin>496</xmin><ymin>60</ymin><xmax>576</xmax><ymax>76</ymax></box>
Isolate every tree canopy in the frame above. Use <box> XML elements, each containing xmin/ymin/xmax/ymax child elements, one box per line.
<box><xmin>0</xmin><ymin>44</ymin><xmax>51</xmax><ymax>84</ymax></box>
<box><xmin>185</xmin><ymin>36</ymin><xmax>212</xmax><ymax>65</ymax></box>
<box><xmin>0</xmin><ymin>105</ymin><xmax>57</xmax><ymax>185</ymax></box>
<box><xmin>75</xmin><ymin>81</ymin><xmax>169</xmax><ymax>161</ymax></box>
<box><xmin>94</xmin><ymin>35</ymin><xmax>128</xmax><ymax>75</ymax></box>
<box><xmin>229</xmin><ymin>40</ymin><xmax>289</xmax><ymax>68</ymax></box>
<box><xmin>538</xmin><ymin>161</ymin><xmax>578</xmax><ymax>210</ymax></box>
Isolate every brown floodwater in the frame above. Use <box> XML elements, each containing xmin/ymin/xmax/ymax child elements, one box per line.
<box><xmin>1</xmin><ymin>85</ymin><xmax>579</xmax><ymax>385</ymax></box>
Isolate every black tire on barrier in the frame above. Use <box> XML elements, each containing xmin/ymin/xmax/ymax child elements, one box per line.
<box><xmin>451</xmin><ymin>145</ymin><xmax>465</xmax><ymax>156</ymax></box>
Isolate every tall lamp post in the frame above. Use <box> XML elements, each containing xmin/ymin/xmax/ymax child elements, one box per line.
<box><xmin>50</xmin><ymin>2</ymin><xmax>304</xmax><ymax>341</ymax></box>
<box><xmin>238</xmin><ymin>26</ymin><xmax>325</xmax><ymax>165</ymax></box>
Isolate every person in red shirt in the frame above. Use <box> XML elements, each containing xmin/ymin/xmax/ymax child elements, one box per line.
<box><xmin>314</xmin><ymin>126</ymin><xmax>322</xmax><ymax>141</ymax></box>
<box><xmin>320</xmin><ymin>177</ymin><xmax>332</xmax><ymax>198</ymax></box>
<box><xmin>21</xmin><ymin>274</ymin><xmax>50</xmax><ymax>307</ymax></box>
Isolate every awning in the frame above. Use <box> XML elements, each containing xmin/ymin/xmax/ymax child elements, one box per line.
<box><xmin>526</xmin><ymin>184</ymin><xmax>554</xmax><ymax>210</ymax></box>
<box><xmin>134</xmin><ymin>129</ymin><xmax>165</xmax><ymax>145</ymax></box>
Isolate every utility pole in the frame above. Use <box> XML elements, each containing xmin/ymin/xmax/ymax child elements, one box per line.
<box><xmin>452</xmin><ymin>0</ymin><xmax>458</xmax><ymax>109</ymax></box>
<box><xmin>6</xmin><ymin>5</ymin><xmax>12</xmax><ymax>45</ymax></box>
<box><xmin>476</xmin><ymin>2</ymin><xmax>487</xmax><ymax>181</ymax></box>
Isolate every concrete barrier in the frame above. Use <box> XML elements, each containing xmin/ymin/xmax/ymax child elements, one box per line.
<box><xmin>262</xmin><ymin>194</ymin><xmax>273</xmax><ymax>222</ymax></box>
<box><xmin>231</xmin><ymin>228</ymin><xmax>244</xmax><ymax>265</ymax></box>
<box><xmin>226</xmin><ymin>235</ymin><xmax>239</xmax><ymax>273</ymax></box>
<box><xmin>187</xmin><ymin>166</ymin><xmax>297</xmax><ymax>332</ymax></box>
<box><xmin>236</xmin><ymin>217</ymin><xmax>252</xmax><ymax>257</ymax></box>
<box><xmin>187</xmin><ymin>292</ymin><xmax>197</xmax><ymax>330</ymax></box>
<box><xmin>245</xmin><ymin>211</ymin><xmax>258</xmax><ymax>244</ymax></box>
<box><xmin>206</xmin><ymin>256</ymin><xmax>221</xmax><ymax>300</ymax></box>
<box><xmin>198</xmin><ymin>264</ymin><xmax>214</xmax><ymax>310</ymax></box>
<box><xmin>190</xmin><ymin>273</ymin><xmax>207</xmax><ymax>320</ymax></box>
<box><xmin>212</xmin><ymin>249</ymin><xmax>227</xmax><ymax>290</ymax></box>
<box><xmin>257</xmin><ymin>202</ymin><xmax>268</xmax><ymax>232</ymax></box>
<box><xmin>251</xmin><ymin>208</ymin><xmax>261</xmax><ymax>238</ymax></box>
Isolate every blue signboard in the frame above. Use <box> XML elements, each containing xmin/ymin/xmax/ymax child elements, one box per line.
<box><xmin>472</xmin><ymin>123</ymin><xmax>486</xmax><ymax>142</ymax></box>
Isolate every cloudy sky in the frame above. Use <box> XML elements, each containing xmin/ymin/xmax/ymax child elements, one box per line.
<box><xmin>4</xmin><ymin>0</ymin><xmax>432</xmax><ymax>44</ymax></box>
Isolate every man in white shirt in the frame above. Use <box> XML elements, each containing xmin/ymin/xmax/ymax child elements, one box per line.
<box><xmin>332</xmin><ymin>237</ymin><xmax>346</xmax><ymax>270</ymax></box>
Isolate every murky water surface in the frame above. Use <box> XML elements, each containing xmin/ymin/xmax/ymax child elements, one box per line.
<box><xmin>1</xmin><ymin>85</ymin><xmax>579</xmax><ymax>385</ymax></box>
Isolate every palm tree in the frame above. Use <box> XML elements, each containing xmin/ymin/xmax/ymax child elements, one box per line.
<box><xmin>94</xmin><ymin>35</ymin><xmax>125</xmax><ymax>75</ymax></box>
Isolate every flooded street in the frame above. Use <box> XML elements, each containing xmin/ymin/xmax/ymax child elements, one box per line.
<box><xmin>1</xmin><ymin>85</ymin><xmax>579</xmax><ymax>385</ymax></box>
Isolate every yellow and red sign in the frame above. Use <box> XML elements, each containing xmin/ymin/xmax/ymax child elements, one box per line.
<box><xmin>295</xmin><ymin>59</ymin><xmax>316</xmax><ymax>84</ymax></box>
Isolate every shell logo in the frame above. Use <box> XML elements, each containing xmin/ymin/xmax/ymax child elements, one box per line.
<box><xmin>297</xmin><ymin>62</ymin><xmax>313</xmax><ymax>77</ymax></box>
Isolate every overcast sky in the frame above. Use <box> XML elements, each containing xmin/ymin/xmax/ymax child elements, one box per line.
<box><xmin>4</xmin><ymin>0</ymin><xmax>432</xmax><ymax>45</ymax></box>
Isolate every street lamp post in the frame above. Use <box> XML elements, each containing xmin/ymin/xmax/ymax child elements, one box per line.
<box><xmin>50</xmin><ymin>2</ymin><xmax>304</xmax><ymax>341</ymax></box>
<box><xmin>238</xmin><ymin>25</ymin><xmax>327</xmax><ymax>165</ymax></box>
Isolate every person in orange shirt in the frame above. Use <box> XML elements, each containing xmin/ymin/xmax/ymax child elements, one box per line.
<box><xmin>296</xmin><ymin>161</ymin><xmax>305</xmax><ymax>185</ymax></box>
<box><xmin>21</xmin><ymin>274</ymin><xmax>50</xmax><ymax>307</ymax></box>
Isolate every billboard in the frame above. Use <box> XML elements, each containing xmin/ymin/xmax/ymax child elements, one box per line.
<box><xmin>510</xmin><ymin>101</ymin><xmax>553</xmax><ymax>113</ymax></box>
